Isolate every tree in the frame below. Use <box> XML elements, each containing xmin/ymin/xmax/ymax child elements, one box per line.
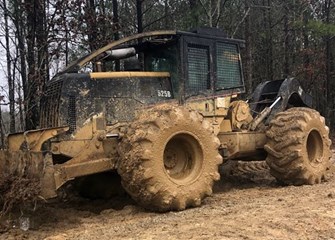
<box><xmin>0</xmin><ymin>0</ymin><xmax>334</xmax><ymax>131</ymax></box>
<box><xmin>24</xmin><ymin>0</ymin><xmax>47</xmax><ymax>130</ymax></box>
<box><xmin>244</xmin><ymin>0</ymin><xmax>252</xmax><ymax>93</ymax></box>
<box><xmin>2</xmin><ymin>0</ymin><xmax>15</xmax><ymax>133</ymax></box>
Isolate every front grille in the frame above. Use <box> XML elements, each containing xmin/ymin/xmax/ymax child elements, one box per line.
<box><xmin>40</xmin><ymin>79</ymin><xmax>63</xmax><ymax>128</ymax></box>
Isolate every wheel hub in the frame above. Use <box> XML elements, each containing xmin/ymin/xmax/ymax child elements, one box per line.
<box><xmin>163</xmin><ymin>133</ymin><xmax>203</xmax><ymax>183</ymax></box>
<box><xmin>164</xmin><ymin>149</ymin><xmax>178</xmax><ymax>169</ymax></box>
<box><xmin>307</xmin><ymin>129</ymin><xmax>324</xmax><ymax>166</ymax></box>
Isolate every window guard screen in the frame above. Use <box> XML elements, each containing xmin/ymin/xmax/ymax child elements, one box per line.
<box><xmin>216</xmin><ymin>43</ymin><xmax>243</xmax><ymax>89</ymax></box>
<box><xmin>187</xmin><ymin>44</ymin><xmax>210</xmax><ymax>92</ymax></box>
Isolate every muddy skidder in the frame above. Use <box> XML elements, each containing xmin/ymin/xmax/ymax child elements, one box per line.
<box><xmin>0</xmin><ymin>28</ymin><xmax>331</xmax><ymax>212</ymax></box>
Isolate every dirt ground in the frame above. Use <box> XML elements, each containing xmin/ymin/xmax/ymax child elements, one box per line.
<box><xmin>1</xmin><ymin>151</ymin><xmax>335</xmax><ymax>240</ymax></box>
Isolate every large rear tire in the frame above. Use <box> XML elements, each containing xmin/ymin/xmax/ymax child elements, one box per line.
<box><xmin>117</xmin><ymin>105</ymin><xmax>222</xmax><ymax>212</ymax></box>
<box><xmin>265</xmin><ymin>107</ymin><xmax>331</xmax><ymax>185</ymax></box>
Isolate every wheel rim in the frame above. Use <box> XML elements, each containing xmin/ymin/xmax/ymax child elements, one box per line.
<box><xmin>163</xmin><ymin>133</ymin><xmax>203</xmax><ymax>184</ymax></box>
<box><xmin>306</xmin><ymin>129</ymin><xmax>324</xmax><ymax>167</ymax></box>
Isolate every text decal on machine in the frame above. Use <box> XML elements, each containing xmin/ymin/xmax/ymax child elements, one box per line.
<box><xmin>157</xmin><ymin>90</ymin><xmax>171</xmax><ymax>98</ymax></box>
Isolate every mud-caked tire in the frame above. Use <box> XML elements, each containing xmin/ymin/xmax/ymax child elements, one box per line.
<box><xmin>117</xmin><ymin>105</ymin><xmax>222</xmax><ymax>212</ymax></box>
<box><xmin>265</xmin><ymin>107</ymin><xmax>331</xmax><ymax>185</ymax></box>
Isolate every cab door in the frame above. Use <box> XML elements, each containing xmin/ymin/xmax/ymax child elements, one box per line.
<box><xmin>182</xmin><ymin>36</ymin><xmax>218</xmax><ymax>117</ymax></box>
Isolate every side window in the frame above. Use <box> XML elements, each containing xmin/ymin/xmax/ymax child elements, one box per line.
<box><xmin>216</xmin><ymin>42</ymin><xmax>243</xmax><ymax>89</ymax></box>
<box><xmin>145</xmin><ymin>46</ymin><xmax>176</xmax><ymax>72</ymax></box>
<box><xmin>144</xmin><ymin>45</ymin><xmax>178</xmax><ymax>96</ymax></box>
<box><xmin>187</xmin><ymin>44</ymin><xmax>210</xmax><ymax>92</ymax></box>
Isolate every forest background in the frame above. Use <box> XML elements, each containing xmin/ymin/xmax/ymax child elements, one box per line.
<box><xmin>0</xmin><ymin>0</ymin><xmax>334</xmax><ymax>144</ymax></box>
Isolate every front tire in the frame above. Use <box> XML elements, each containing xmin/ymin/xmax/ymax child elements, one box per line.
<box><xmin>265</xmin><ymin>107</ymin><xmax>331</xmax><ymax>185</ymax></box>
<box><xmin>117</xmin><ymin>105</ymin><xmax>222</xmax><ymax>211</ymax></box>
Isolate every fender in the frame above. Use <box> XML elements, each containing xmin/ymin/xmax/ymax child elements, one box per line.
<box><xmin>271</xmin><ymin>78</ymin><xmax>312</xmax><ymax>117</ymax></box>
<box><xmin>250</xmin><ymin>78</ymin><xmax>313</xmax><ymax>122</ymax></box>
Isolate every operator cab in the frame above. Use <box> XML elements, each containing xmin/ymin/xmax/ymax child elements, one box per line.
<box><xmin>62</xmin><ymin>27</ymin><xmax>245</xmax><ymax>101</ymax></box>
<box><xmin>41</xmin><ymin>28</ymin><xmax>245</xmax><ymax>131</ymax></box>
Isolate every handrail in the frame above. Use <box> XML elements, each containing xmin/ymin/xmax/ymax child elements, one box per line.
<box><xmin>90</xmin><ymin>71</ymin><xmax>170</xmax><ymax>79</ymax></box>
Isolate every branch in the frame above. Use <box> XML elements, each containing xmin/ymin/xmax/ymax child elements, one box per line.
<box><xmin>199</xmin><ymin>0</ymin><xmax>211</xmax><ymax>19</ymax></box>
<box><xmin>232</xmin><ymin>7</ymin><xmax>250</xmax><ymax>38</ymax></box>
<box><xmin>142</xmin><ymin>1</ymin><xmax>155</xmax><ymax>15</ymax></box>
<box><xmin>143</xmin><ymin>13</ymin><xmax>173</xmax><ymax>30</ymax></box>
<box><xmin>214</xmin><ymin>0</ymin><xmax>229</xmax><ymax>27</ymax></box>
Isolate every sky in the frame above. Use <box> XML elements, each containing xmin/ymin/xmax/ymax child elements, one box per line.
<box><xmin>0</xmin><ymin>36</ymin><xmax>8</xmax><ymax>91</ymax></box>
<box><xmin>0</xmin><ymin>35</ymin><xmax>13</xmax><ymax>111</ymax></box>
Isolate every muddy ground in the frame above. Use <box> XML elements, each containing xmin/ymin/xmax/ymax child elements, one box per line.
<box><xmin>1</xmin><ymin>152</ymin><xmax>335</xmax><ymax>240</ymax></box>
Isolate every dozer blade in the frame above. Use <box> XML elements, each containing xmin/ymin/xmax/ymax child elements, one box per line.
<box><xmin>0</xmin><ymin>151</ymin><xmax>43</xmax><ymax>177</ymax></box>
<box><xmin>0</xmin><ymin>150</ymin><xmax>57</xmax><ymax>200</ymax></box>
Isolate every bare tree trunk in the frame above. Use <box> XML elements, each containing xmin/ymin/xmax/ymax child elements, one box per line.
<box><xmin>164</xmin><ymin>0</ymin><xmax>169</xmax><ymax>29</ymax></box>
<box><xmin>136</xmin><ymin>0</ymin><xmax>143</xmax><ymax>33</ymax></box>
<box><xmin>292</xmin><ymin>0</ymin><xmax>297</xmax><ymax>68</ymax></box>
<box><xmin>266</xmin><ymin>0</ymin><xmax>273</xmax><ymax>80</ymax></box>
<box><xmin>303</xmin><ymin>9</ymin><xmax>310</xmax><ymax>85</ymax></box>
<box><xmin>283</xmin><ymin>3</ymin><xmax>289</xmax><ymax>77</ymax></box>
<box><xmin>112</xmin><ymin>0</ymin><xmax>120</xmax><ymax>71</ymax></box>
<box><xmin>0</xmin><ymin>103</ymin><xmax>4</xmax><ymax>148</ymax></box>
<box><xmin>261</xmin><ymin>0</ymin><xmax>273</xmax><ymax>81</ymax></box>
<box><xmin>25</xmin><ymin>0</ymin><xmax>38</xmax><ymax>130</ymax></box>
<box><xmin>3</xmin><ymin>0</ymin><xmax>15</xmax><ymax>133</ymax></box>
<box><xmin>24</xmin><ymin>0</ymin><xmax>47</xmax><ymax>130</ymax></box>
<box><xmin>112</xmin><ymin>0</ymin><xmax>119</xmax><ymax>40</ymax></box>
<box><xmin>11</xmin><ymin>0</ymin><xmax>27</xmax><ymax>130</ymax></box>
<box><xmin>136</xmin><ymin>0</ymin><xmax>143</xmax><ymax>65</ymax></box>
<box><xmin>13</xmin><ymin>0</ymin><xmax>27</xmax><ymax>114</ymax></box>
<box><xmin>244</xmin><ymin>0</ymin><xmax>252</xmax><ymax>94</ymax></box>
<box><xmin>36</xmin><ymin>0</ymin><xmax>48</xmax><ymax>89</ymax></box>
<box><xmin>208</xmin><ymin>0</ymin><xmax>213</xmax><ymax>27</ymax></box>
<box><xmin>324</xmin><ymin>0</ymin><xmax>333</xmax><ymax>125</ymax></box>
<box><xmin>17</xmin><ymin>81</ymin><xmax>25</xmax><ymax>132</ymax></box>
<box><xmin>189</xmin><ymin>0</ymin><xmax>199</xmax><ymax>27</ymax></box>
<box><xmin>86</xmin><ymin>0</ymin><xmax>98</xmax><ymax>51</ymax></box>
